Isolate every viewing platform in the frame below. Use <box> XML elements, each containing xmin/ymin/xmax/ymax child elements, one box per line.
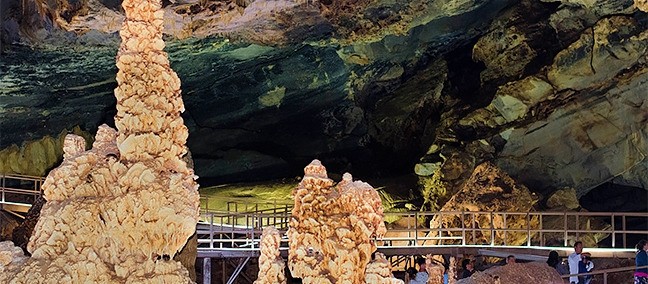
<box><xmin>2</xmin><ymin>174</ymin><xmax>647</xmax><ymax>283</ymax></box>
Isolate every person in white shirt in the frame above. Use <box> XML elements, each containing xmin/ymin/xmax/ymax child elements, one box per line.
<box><xmin>568</xmin><ymin>241</ymin><xmax>591</xmax><ymax>284</ymax></box>
<box><xmin>409</xmin><ymin>257</ymin><xmax>429</xmax><ymax>284</ymax></box>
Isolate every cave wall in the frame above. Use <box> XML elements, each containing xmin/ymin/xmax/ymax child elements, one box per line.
<box><xmin>1</xmin><ymin>0</ymin><xmax>646</xmax><ymax>201</ymax></box>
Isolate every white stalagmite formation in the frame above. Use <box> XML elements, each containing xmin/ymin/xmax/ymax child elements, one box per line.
<box><xmin>287</xmin><ymin>160</ymin><xmax>387</xmax><ymax>283</ymax></box>
<box><xmin>254</xmin><ymin>226</ymin><xmax>287</xmax><ymax>284</ymax></box>
<box><xmin>0</xmin><ymin>0</ymin><xmax>200</xmax><ymax>280</ymax></box>
<box><xmin>365</xmin><ymin>252</ymin><xmax>405</xmax><ymax>284</ymax></box>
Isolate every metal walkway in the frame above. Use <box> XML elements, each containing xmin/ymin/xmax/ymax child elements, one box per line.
<box><xmin>2</xmin><ymin>174</ymin><xmax>647</xmax><ymax>257</ymax></box>
<box><xmin>195</xmin><ymin>209</ymin><xmax>647</xmax><ymax>258</ymax></box>
<box><xmin>0</xmin><ymin>174</ymin><xmax>43</xmax><ymax>217</ymax></box>
<box><xmin>3</xmin><ymin>174</ymin><xmax>648</xmax><ymax>282</ymax></box>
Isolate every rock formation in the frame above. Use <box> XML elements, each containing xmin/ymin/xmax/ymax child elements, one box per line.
<box><xmin>0</xmin><ymin>0</ymin><xmax>200</xmax><ymax>280</ymax></box>
<box><xmin>254</xmin><ymin>226</ymin><xmax>287</xmax><ymax>284</ymax></box>
<box><xmin>287</xmin><ymin>160</ymin><xmax>386</xmax><ymax>283</ymax></box>
<box><xmin>0</xmin><ymin>241</ymin><xmax>29</xmax><ymax>277</ymax></box>
<box><xmin>425</xmin><ymin>258</ymin><xmax>446</xmax><ymax>284</ymax></box>
<box><xmin>637</xmin><ymin>0</ymin><xmax>648</xmax><ymax>11</ymax></box>
<box><xmin>429</xmin><ymin>162</ymin><xmax>540</xmax><ymax>246</ymax></box>
<box><xmin>365</xmin><ymin>252</ymin><xmax>404</xmax><ymax>284</ymax></box>
<box><xmin>456</xmin><ymin>262</ymin><xmax>563</xmax><ymax>284</ymax></box>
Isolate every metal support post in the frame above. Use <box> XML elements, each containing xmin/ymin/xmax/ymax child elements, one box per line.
<box><xmin>203</xmin><ymin>258</ymin><xmax>211</xmax><ymax>284</ymax></box>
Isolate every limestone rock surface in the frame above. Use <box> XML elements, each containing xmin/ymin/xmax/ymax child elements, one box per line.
<box><xmin>0</xmin><ymin>0</ymin><xmax>200</xmax><ymax>280</ymax></box>
<box><xmin>254</xmin><ymin>226</ymin><xmax>287</xmax><ymax>284</ymax></box>
<box><xmin>365</xmin><ymin>252</ymin><xmax>404</xmax><ymax>284</ymax></box>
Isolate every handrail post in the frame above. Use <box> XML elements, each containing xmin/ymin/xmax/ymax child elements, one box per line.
<box><xmin>622</xmin><ymin>215</ymin><xmax>627</xmax><ymax>248</ymax></box>
<box><xmin>490</xmin><ymin>211</ymin><xmax>494</xmax><ymax>246</ymax></box>
<box><xmin>461</xmin><ymin>211</ymin><xmax>466</xmax><ymax>246</ymax></box>
<box><xmin>563</xmin><ymin>212</ymin><xmax>568</xmax><ymax>247</ymax></box>
<box><xmin>251</xmin><ymin>213</ymin><xmax>255</xmax><ymax>250</ymax></box>
<box><xmin>209</xmin><ymin>213</ymin><xmax>214</xmax><ymax>249</ymax></box>
<box><xmin>438</xmin><ymin>211</ymin><xmax>442</xmax><ymax>243</ymax></box>
<box><xmin>414</xmin><ymin>211</ymin><xmax>419</xmax><ymax>246</ymax></box>
<box><xmin>603</xmin><ymin>271</ymin><xmax>607</xmax><ymax>284</ymax></box>
<box><xmin>611</xmin><ymin>213</ymin><xmax>615</xmax><ymax>248</ymax></box>
<box><xmin>526</xmin><ymin>212</ymin><xmax>531</xmax><ymax>247</ymax></box>
<box><xmin>1</xmin><ymin>174</ymin><xmax>5</xmax><ymax>204</ymax></box>
<box><xmin>539</xmin><ymin>213</ymin><xmax>544</xmax><ymax>246</ymax></box>
<box><xmin>471</xmin><ymin>212</ymin><xmax>476</xmax><ymax>245</ymax></box>
<box><xmin>503</xmin><ymin>212</ymin><xmax>507</xmax><ymax>246</ymax></box>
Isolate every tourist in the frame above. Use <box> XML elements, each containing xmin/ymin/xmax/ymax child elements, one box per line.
<box><xmin>461</xmin><ymin>258</ymin><xmax>475</xmax><ymax>279</ymax></box>
<box><xmin>568</xmin><ymin>241</ymin><xmax>591</xmax><ymax>284</ymax></box>
<box><xmin>408</xmin><ymin>257</ymin><xmax>429</xmax><ymax>284</ymax></box>
<box><xmin>405</xmin><ymin>267</ymin><xmax>418</xmax><ymax>283</ymax></box>
<box><xmin>636</xmin><ymin>239</ymin><xmax>648</xmax><ymax>284</ymax></box>
<box><xmin>506</xmin><ymin>255</ymin><xmax>516</xmax><ymax>265</ymax></box>
<box><xmin>547</xmin><ymin>250</ymin><xmax>569</xmax><ymax>275</ymax></box>
<box><xmin>578</xmin><ymin>255</ymin><xmax>594</xmax><ymax>284</ymax></box>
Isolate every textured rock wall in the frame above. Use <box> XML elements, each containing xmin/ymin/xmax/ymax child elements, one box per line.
<box><xmin>287</xmin><ymin>160</ymin><xmax>386</xmax><ymax>283</ymax></box>
<box><xmin>0</xmin><ymin>0</ymin><xmax>200</xmax><ymax>280</ymax></box>
<box><xmin>0</xmin><ymin>127</ymin><xmax>92</xmax><ymax>176</ymax></box>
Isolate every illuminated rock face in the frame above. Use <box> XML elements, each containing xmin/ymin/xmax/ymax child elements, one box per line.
<box><xmin>430</xmin><ymin>162</ymin><xmax>539</xmax><ymax>246</ymax></box>
<box><xmin>254</xmin><ymin>226</ymin><xmax>287</xmax><ymax>284</ymax></box>
<box><xmin>365</xmin><ymin>252</ymin><xmax>404</xmax><ymax>284</ymax></box>
<box><xmin>0</xmin><ymin>0</ymin><xmax>200</xmax><ymax>281</ymax></box>
<box><xmin>635</xmin><ymin>0</ymin><xmax>648</xmax><ymax>12</ymax></box>
<box><xmin>287</xmin><ymin>160</ymin><xmax>386</xmax><ymax>283</ymax></box>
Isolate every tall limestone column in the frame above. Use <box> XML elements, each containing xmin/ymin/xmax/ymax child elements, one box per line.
<box><xmin>0</xmin><ymin>0</ymin><xmax>200</xmax><ymax>281</ymax></box>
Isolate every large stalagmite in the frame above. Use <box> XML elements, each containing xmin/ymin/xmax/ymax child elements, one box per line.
<box><xmin>0</xmin><ymin>0</ymin><xmax>200</xmax><ymax>281</ymax></box>
<box><xmin>287</xmin><ymin>160</ymin><xmax>386</xmax><ymax>283</ymax></box>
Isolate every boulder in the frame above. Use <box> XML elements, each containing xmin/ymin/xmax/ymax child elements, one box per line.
<box><xmin>457</xmin><ymin>262</ymin><xmax>563</xmax><ymax>284</ymax></box>
<box><xmin>429</xmin><ymin>162</ymin><xmax>540</xmax><ymax>246</ymax></box>
<box><xmin>546</xmin><ymin>188</ymin><xmax>580</xmax><ymax>210</ymax></box>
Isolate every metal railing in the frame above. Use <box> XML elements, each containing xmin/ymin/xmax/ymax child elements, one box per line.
<box><xmin>196</xmin><ymin>210</ymin><xmax>648</xmax><ymax>254</ymax></box>
<box><xmin>197</xmin><ymin>211</ymin><xmax>292</xmax><ymax>251</ymax></box>
<box><xmin>199</xmin><ymin>196</ymin><xmax>291</xmax><ymax>214</ymax></box>
<box><xmin>562</xmin><ymin>265</ymin><xmax>648</xmax><ymax>284</ymax></box>
<box><xmin>0</xmin><ymin>174</ymin><xmax>44</xmax><ymax>206</ymax></box>
<box><xmin>423</xmin><ymin>211</ymin><xmax>648</xmax><ymax>248</ymax></box>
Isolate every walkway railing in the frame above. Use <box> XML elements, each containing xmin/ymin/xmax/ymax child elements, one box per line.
<box><xmin>562</xmin><ymin>265</ymin><xmax>648</xmax><ymax>284</ymax></box>
<box><xmin>196</xmin><ymin>210</ymin><xmax>648</xmax><ymax>257</ymax></box>
<box><xmin>3</xmin><ymin>174</ymin><xmax>646</xmax><ymax>258</ymax></box>
<box><xmin>0</xmin><ymin>174</ymin><xmax>44</xmax><ymax>206</ymax></box>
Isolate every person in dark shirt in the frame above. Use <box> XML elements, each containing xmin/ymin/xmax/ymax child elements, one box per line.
<box><xmin>461</xmin><ymin>258</ymin><xmax>474</xmax><ymax>279</ymax></box>
<box><xmin>547</xmin><ymin>250</ymin><xmax>569</xmax><ymax>275</ymax></box>
<box><xmin>636</xmin><ymin>239</ymin><xmax>648</xmax><ymax>284</ymax></box>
